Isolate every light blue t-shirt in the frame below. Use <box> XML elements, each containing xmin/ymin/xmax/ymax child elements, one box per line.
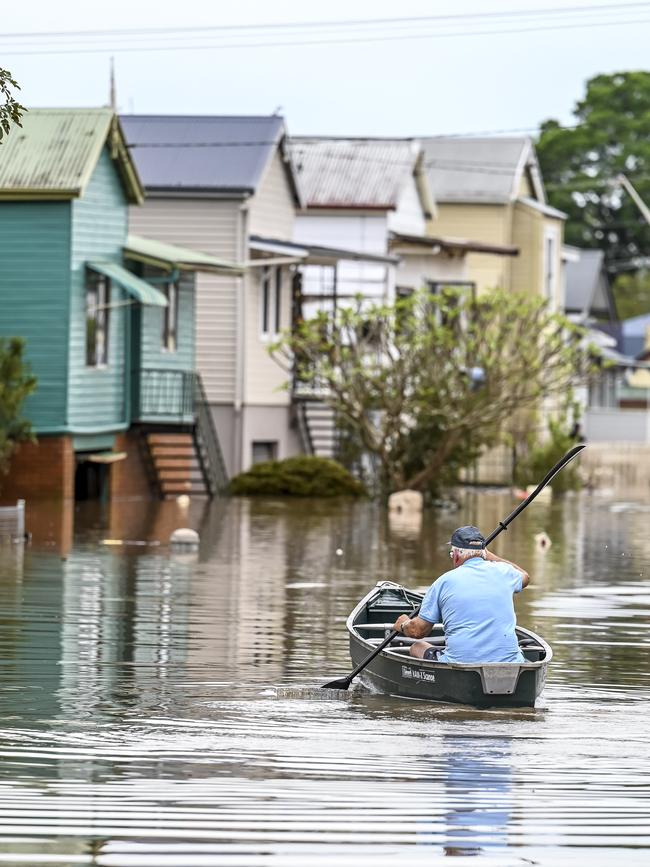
<box><xmin>419</xmin><ymin>557</ymin><xmax>525</xmax><ymax>663</ymax></box>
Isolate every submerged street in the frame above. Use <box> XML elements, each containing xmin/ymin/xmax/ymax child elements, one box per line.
<box><xmin>0</xmin><ymin>491</ymin><xmax>647</xmax><ymax>865</ymax></box>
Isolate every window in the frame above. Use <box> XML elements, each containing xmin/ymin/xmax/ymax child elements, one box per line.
<box><xmin>86</xmin><ymin>270</ymin><xmax>110</xmax><ymax>367</ymax></box>
<box><xmin>427</xmin><ymin>281</ymin><xmax>476</xmax><ymax>328</ymax></box>
<box><xmin>162</xmin><ymin>281</ymin><xmax>179</xmax><ymax>352</ymax></box>
<box><xmin>260</xmin><ymin>266</ymin><xmax>282</xmax><ymax>337</ymax></box>
<box><xmin>544</xmin><ymin>230</ymin><xmax>558</xmax><ymax>305</ymax></box>
<box><xmin>252</xmin><ymin>441</ymin><xmax>278</xmax><ymax>464</ymax></box>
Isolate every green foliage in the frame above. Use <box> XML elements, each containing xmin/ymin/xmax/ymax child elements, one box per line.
<box><xmin>514</xmin><ymin>415</ymin><xmax>582</xmax><ymax>494</ymax></box>
<box><xmin>229</xmin><ymin>455</ymin><xmax>367</xmax><ymax>498</ymax></box>
<box><xmin>0</xmin><ymin>68</ymin><xmax>25</xmax><ymax>143</ymax></box>
<box><xmin>537</xmin><ymin>72</ymin><xmax>650</xmax><ymax>267</ymax></box>
<box><xmin>271</xmin><ymin>288</ymin><xmax>599</xmax><ymax>498</ymax></box>
<box><xmin>0</xmin><ymin>338</ymin><xmax>37</xmax><ymax>483</ymax></box>
<box><xmin>611</xmin><ymin>270</ymin><xmax>650</xmax><ymax>320</ymax></box>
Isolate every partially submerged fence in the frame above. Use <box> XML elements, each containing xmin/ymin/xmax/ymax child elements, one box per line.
<box><xmin>0</xmin><ymin>499</ymin><xmax>25</xmax><ymax>542</ymax></box>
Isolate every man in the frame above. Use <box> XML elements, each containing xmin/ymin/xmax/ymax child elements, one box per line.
<box><xmin>393</xmin><ymin>525</ymin><xmax>529</xmax><ymax>664</ymax></box>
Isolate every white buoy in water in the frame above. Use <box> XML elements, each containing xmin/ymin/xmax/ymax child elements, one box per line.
<box><xmin>176</xmin><ymin>494</ymin><xmax>191</xmax><ymax>508</ymax></box>
<box><xmin>534</xmin><ymin>531</ymin><xmax>552</xmax><ymax>550</ymax></box>
<box><xmin>170</xmin><ymin>528</ymin><xmax>199</xmax><ymax>550</ymax></box>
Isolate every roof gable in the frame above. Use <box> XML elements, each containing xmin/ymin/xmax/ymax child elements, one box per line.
<box><xmin>0</xmin><ymin>109</ymin><xmax>142</xmax><ymax>203</ymax></box>
<box><xmin>565</xmin><ymin>249</ymin><xmax>614</xmax><ymax>318</ymax></box>
<box><xmin>290</xmin><ymin>137</ymin><xmax>429</xmax><ymax>211</ymax></box>
<box><xmin>121</xmin><ymin>114</ymin><xmax>300</xmax><ymax>202</ymax></box>
<box><xmin>422</xmin><ymin>136</ymin><xmax>546</xmax><ymax>206</ymax></box>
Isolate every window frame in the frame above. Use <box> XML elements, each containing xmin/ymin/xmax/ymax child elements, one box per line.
<box><xmin>161</xmin><ymin>280</ymin><xmax>179</xmax><ymax>353</ymax></box>
<box><xmin>251</xmin><ymin>440</ymin><xmax>278</xmax><ymax>464</ymax></box>
<box><xmin>85</xmin><ymin>269</ymin><xmax>111</xmax><ymax>368</ymax></box>
<box><xmin>260</xmin><ymin>265</ymin><xmax>282</xmax><ymax>339</ymax></box>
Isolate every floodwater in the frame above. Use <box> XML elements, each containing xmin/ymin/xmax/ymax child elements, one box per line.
<box><xmin>0</xmin><ymin>490</ymin><xmax>648</xmax><ymax>866</ymax></box>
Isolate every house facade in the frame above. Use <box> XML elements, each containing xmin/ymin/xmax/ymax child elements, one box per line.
<box><xmin>123</xmin><ymin>116</ymin><xmax>399</xmax><ymax>473</ymax></box>
<box><xmin>290</xmin><ymin>137</ymin><xmax>518</xmax><ymax>310</ymax></box>
<box><xmin>423</xmin><ymin>136</ymin><xmax>565</xmax><ymax>307</ymax></box>
<box><xmin>0</xmin><ymin>109</ymin><xmax>240</xmax><ymax>504</ymax></box>
<box><xmin>123</xmin><ymin>115</ymin><xmax>305</xmax><ymax>476</ymax></box>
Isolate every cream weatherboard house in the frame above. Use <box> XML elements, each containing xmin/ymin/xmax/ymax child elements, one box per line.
<box><xmin>422</xmin><ymin>136</ymin><xmax>566</xmax><ymax>308</ymax></box>
<box><xmin>122</xmin><ymin>114</ymin><xmax>307</xmax><ymax>476</ymax></box>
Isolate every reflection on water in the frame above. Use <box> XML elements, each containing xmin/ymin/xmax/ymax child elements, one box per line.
<box><xmin>0</xmin><ymin>492</ymin><xmax>648</xmax><ymax>865</ymax></box>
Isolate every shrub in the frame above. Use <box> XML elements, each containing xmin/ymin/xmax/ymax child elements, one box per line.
<box><xmin>229</xmin><ymin>455</ymin><xmax>367</xmax><ymax>498</ymax></box>
<box><xmin>514</xmin><ymin>416</ymin><xmax>582</xmax><ymax>493</ymax></box>
<box><xmin>0</xmin><ymin>337</ymin><xmax>36</xmax><ymax>489</ymax></box>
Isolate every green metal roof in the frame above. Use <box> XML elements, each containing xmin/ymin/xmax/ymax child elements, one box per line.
<box><xmin>0</xmin><ymin>109</ymin><xmax>143</xmax><ymax>203</ymax></box>
<box><xmin>124</xmin><ymin>234</ymin><xmax>244</xmax><ymax>275</ymax></box>
<box><xmin>87</xmin><ymin>261</ymin><xmax>168</xmax><ymax>307</ymax></box>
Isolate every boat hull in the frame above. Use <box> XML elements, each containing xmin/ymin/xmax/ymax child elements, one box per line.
<box><xmin>347</xmin><ymin>582</ymin><xmax>551</xmax><ymax>709</ymax></box>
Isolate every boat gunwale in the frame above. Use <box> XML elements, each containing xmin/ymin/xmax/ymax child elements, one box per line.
<box><xmin>346</xmin><ymin>580</ymin><xmax>553</xmax><ymax>672</ymax></box>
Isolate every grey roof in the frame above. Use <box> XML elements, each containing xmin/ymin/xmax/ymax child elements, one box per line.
<box><xmin>621</xmin><ymin>312</ymin><xmax>650</xmax><ymax>357</ymax></box>
<box><xmin>421</xmin><ymin>136</ymin><xmax>544</xmax><ymax>205</ymax></box>
<box><xmin>121</xmin><ymin>114</ymin><xmax>293</xmax><ymax>196</ymax></box>
<box><xmin>289</xmin><ymin>138</ymin><xmax>423</xmax><ymax>209</ymax></box>
<box><xmin>564</xmin><ymin>249</ymin><xmax>611</xmax><ymax>317</ymax></box>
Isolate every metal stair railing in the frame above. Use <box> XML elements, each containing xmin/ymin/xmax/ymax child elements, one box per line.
<box><xmin>192</xmin><ymin>372</ymin><xmax>229</xmax><ymax>496</ymax></box>
<box><xmin>292</xmin><ymin>399</ymin><xmax>315</xmax><ymax>456</ymax></box>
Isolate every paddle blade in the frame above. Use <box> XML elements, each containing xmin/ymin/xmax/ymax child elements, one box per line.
<box><xmin>320</xmin><ymin>676</ymin><xmax>352</xmax><ymax>690</ymax></box>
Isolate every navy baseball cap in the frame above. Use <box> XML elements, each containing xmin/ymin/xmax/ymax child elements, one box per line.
<box><xmin>450</xmin><ymin>525</ymin><xmax>486</xmax><ymax>549</ymax></box>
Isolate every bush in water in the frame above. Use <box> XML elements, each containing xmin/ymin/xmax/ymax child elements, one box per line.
<box><xmin>229</xmin><ymin>455</ymin><xmax>367</xmax><ymax>498</ymax></box>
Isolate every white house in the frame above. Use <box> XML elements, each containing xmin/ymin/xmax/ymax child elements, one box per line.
<box><xmin>290</xmin><ymin>137</ymin><xmax>518</xmax><ymax>311</ymax></box>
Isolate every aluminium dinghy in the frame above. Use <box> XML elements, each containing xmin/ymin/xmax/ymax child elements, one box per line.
<box><xmin>347</xmin><ymin>581</ymin><xmax>551</xmax><ymax>708</ymax></box>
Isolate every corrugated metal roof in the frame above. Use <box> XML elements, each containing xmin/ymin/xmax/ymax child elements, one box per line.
<box><xmin>121</xmin><ymin>114</ymin><xmax>292</xmax><ymax>195</ymax></box>
<box><xmin>565</xmin><ymin>249</ymin><xmax>606</xmax><ymax>314</ymax></box>
<box><xmin>289</xmin><ymin>138</ymin><xmax>421</xmax><ymax>209</ymax></box>
<box><xmin>88</xmin><ymin>261</ymin><xmax>167</xmax><ymax>307</ymax></box>
<box><xmin>124</xmin><ymin>234</ymin><xmax>243</xmax><ymax>275</ymax></box>
<box><xmin>422</xmin><ymin>136</ymin><xmax>536</xmax><ymax>204</ymax></box>
<box><xmin>0</xmin><ymin>109</ymin><xmax>142</xmax><ymax>202</ymax></box>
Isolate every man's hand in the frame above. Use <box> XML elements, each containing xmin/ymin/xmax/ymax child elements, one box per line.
<box><xmin>392</xmin><ymin>614</ymin><xmax>435</xmax><ymax>639</ymax></box>
<box><xmin>393</xmin><ymin>614</ymin><xmax>410</xmax><ymax>634</ymax></box>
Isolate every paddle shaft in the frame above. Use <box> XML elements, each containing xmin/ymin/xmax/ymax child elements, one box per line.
<box><xmin>322</xmin><ymin>444</ymin><xmax>585</xmax><ymax>690</ymax></box>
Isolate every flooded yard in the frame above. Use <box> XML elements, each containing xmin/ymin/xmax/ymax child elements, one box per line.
<box><xmin>0</xmin><ymin>490</ymin><xmax>648</xmax><ymax>865</ymax></box>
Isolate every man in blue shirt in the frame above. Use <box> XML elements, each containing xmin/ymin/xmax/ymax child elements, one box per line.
<box><xmin>392</xmin><ymin>525</ymin><xmax>530</xmax><ymax>664</ymax></box>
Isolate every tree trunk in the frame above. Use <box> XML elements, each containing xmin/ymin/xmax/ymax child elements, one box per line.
<box><xmin>403</xmin><ymin>430</ymin><xmax>463</xmax><ymax>492</ymax></box>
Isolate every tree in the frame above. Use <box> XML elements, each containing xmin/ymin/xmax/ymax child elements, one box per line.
<box><xmin>0</xmin><ymin>67</ymin><xmax>25</xmax><ymax>142</ymax></box>
<box><xmin>271</xmin><ymin>289</ymin><xmax>597</xmax><ymax>498</ymax></box>
<box><xmin>611</xmin><ymin>270</ymin><xmax>650</xmax><ymax>320</ymax></box>
<box><xmin>0</xmin><ymin>339</ymin><xmax>37</xmax><ymax>484</ymax></box>
<box><xmin>537</xmin><ymin>72</ymin><xmax>650</xmax><ymax>272</ymax></box>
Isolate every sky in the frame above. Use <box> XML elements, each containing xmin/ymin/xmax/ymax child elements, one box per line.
<box><xmin>3</xmin><ymin>0</ymin><xmax>650</xmax><ymax>138</ymax></box>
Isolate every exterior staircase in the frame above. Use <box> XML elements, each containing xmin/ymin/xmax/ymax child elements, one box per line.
<box><xmin>294</xmin><ymin>399</ymin><xmax>338</xmax><ymax>459</ymax></box>
<box><xmin>136</xmin><ymin>370</ymin><xmax>228</xmax><ymax>498</ymax></box>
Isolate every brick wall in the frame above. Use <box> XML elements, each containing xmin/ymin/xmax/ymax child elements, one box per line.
<box><xmin>110</xmin><ymin>429</ymin><xmax>155</xmax><ymax>500</ymax></box>
<box><xmin>0</xmin><ymin>436</ymin><xmax>74</xmax><ymax>502</ymax></box>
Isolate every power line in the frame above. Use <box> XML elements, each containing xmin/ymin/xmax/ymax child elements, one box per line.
<box><xmin>2</xmin><ymin>3</ymin><xmax>647</xmax><ymax>41</ymax></box>
<box><xmin>2</xmin><ymin>12</ymin><xmax>650</xmax><ymax>56</ymax></box>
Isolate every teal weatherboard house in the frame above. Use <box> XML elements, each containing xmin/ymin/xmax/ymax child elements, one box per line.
<box><xmin>0</xmin><ymin>109</ymin><xmax>242</xmax><ymax>502</ymax></box>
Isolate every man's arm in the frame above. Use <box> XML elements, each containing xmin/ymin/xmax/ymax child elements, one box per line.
<box><xmin>484</xmin><ymin>549</ymin><xmax>530</xmax><ymax>589</ymax></box>
<box><xmin>392</xmin><ymin>614</ymin><xmax>434</xmax><ymax>638</ymax></box>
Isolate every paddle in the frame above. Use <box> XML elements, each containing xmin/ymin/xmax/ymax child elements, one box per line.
<box><xmin>321</xmin><ymin>443</ymin><xmax>585</xmax><ymax>690</ymax></box>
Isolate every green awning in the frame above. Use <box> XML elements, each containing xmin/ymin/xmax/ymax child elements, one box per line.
<box><xmin>124</xmin><ymin>234</ymin><xmax>244</xmax><ymax>275</ymax></box>
<box><xmin>87</xmin><ymin>261</ymin><xmax>168</xmax><ymax>307</ymax></box>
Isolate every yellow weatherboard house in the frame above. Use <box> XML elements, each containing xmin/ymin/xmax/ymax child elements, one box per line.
<box><xmin>422</xmin><ymin>136</ymin><xmax>566</xmax><ymax>307</ymax></box>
